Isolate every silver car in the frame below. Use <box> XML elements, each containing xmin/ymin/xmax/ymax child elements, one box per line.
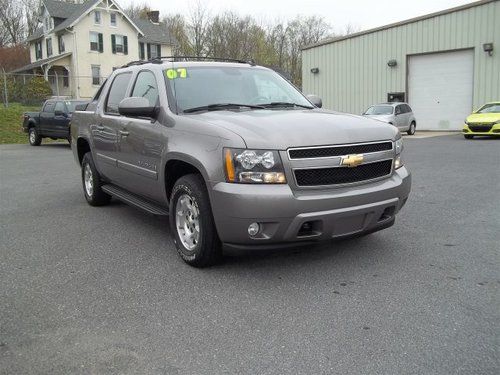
<box><xmin>363</xmin><ymin>102</ymin><xmax>417</xmax><ymax>135</ymax></box>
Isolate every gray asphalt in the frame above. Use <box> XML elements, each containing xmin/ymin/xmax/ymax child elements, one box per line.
<box><xmin>1</xmin><ymin>134</ymin><xmax>499</xmax><ymax>375</ymax></box>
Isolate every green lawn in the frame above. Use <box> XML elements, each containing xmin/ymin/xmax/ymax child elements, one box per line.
<box><xmin>0</xmin><ymin>103</ymin><xmax>39</xmax><ymax>144</ymax></box>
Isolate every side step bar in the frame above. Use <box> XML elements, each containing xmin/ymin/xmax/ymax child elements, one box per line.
<box><xmin>101</xmin><ymin>184</ymin><xmax>169</xmax><ymax>216</ymax></box>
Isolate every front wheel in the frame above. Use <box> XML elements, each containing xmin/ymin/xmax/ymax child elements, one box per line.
<box><xmin>464</xmin><ymin>134</ymin><xmax>473</xmax><ymax>139</ymax></box>
<box><xmin>169</xmin><ymin>174</ymin><xmax>221</xmax><ymax>267</ymax></box>
<box><xmin>407</xmin><ymin>122</ymin><xmax>416</xmax><ymax>135</ymax></box>
<box><xmin>81</xmin><ymin>152</ymin><xmax>111</xmax><ymax>206</ymax></box>
<box><xmin>28</xmin><ymin>128</ymin><xmax>41</xmax><ymax>146</ymax></box>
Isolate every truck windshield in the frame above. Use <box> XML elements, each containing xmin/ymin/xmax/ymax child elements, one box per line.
<box><xmin>164</xmin><ymin>66</ymin><xmax>313</xmax><ymax>113</ymax></box>
<box><xmin>364</xmin><ymin>105</ymin><xmax>394</xmax><ymax>115</ymax></box>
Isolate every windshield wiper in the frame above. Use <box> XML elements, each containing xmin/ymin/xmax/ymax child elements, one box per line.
<box><xmin>183</xmin><ymin>103</ymin><xmax>265</xmax><ymax>113</ymax></box>
<box><xmin>261</xmin><ymin>102</ymin><xmax>314</xmax><ymax>109</ymax></box>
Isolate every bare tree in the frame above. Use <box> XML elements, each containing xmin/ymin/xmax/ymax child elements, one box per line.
<box><xmin>0</xmin><ymin>0</ymin><xmax>25</xmax><ymax>45</ymax></box>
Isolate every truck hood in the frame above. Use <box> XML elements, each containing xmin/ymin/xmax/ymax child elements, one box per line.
<box><xmin>363</xmin><ymin>114</ymin><xmax>393</xmax><ymax>123</ymax></box>
<box><xmin>193</xmin><ymin>109</ymin><xmax>399</xmax><ymax>149</ymax></box>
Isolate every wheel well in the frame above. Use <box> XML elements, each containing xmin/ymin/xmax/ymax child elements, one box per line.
<box><xmin>77</xmin><ymin>138</ymin><xmax>91</xmax><ymax>165</ymax></box>
<box><xmin>165</xmin><ymin>160</ymin><xmax>202</xmax><ymax>200</ymax></box>
<box><xmin>28</xmin><ymin>121</ymin><xmax>36</xmax><ymax>129</ymax></box>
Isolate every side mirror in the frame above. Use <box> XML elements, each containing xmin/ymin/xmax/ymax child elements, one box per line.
<box><xmin>54</xmin><ymin>110</ymin><xmax>64</xmax><ymax>116</ymax></box>
<box><xmin>119</xmin><ymin>97</ymin><xmax>157</xmax><ymax>118</ymax></box>
<box><xmin>307</xmin><ymin>94</ymin><xmax>322</xmax><ymax>108</ymax></box>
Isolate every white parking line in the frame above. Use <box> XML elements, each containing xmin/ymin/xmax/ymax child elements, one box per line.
<box><xmin>403</xmin><ymin>131</ymin><xmax>459</xmax><ymax>139</ymax></box>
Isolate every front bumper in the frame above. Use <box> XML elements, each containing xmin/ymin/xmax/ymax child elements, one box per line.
<box><xmin>210</xmin><ymin>167</ymin><xmax>411</xmax><ymax>247</ymax></box>
<box><xmin>463</xmin><ymin>123</ymin><xmax>500</xmax><ymax>136</ymax></box>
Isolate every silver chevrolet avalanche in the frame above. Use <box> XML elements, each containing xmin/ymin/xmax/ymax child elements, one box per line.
<box><xmin>71</xmin><ymin>58</ymin><xmax>411</xmax><ymax>267</ymax></box>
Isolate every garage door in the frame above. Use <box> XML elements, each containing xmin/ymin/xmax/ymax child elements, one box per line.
<box><xmin>408</xmin><ymin>50</ymin><xmax>474</xmax><ymax>130</ymax></box>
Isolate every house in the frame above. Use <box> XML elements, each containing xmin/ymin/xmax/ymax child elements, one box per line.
<box><xmin>302</xmin><ymin>0</ymin><xmax>499</xmax><ymax>130</ymax></box>
<box><xmin>12</xmin><ymin>0</ymin><xmax>177</xmax><ymax>99</ymax></box>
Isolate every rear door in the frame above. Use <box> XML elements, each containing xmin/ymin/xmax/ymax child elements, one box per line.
<box><xmin>394</xmin><ymin>105</ymin><xmax>406</xmax><ymax>130</ymax></box>
<box><xmin>91</xmin><ymin>72</ymin><xmax>133</xmax><ymax>182</ymax></box>
<box><xmin>115</xmin><ymin>69</ymin><xmax>166</xmax><ymax>202</ymax></box>
<box><xmin>39</xmin><ymin>101</ymin><xmax>55</xmax><ymax>136</ymax></box>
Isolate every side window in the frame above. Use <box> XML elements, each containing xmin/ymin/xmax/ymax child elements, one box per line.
<box><xmin>131</xmin><ymin>71</ymin><xmax>159</xmax><ymax>107</ymax></box>
<box><xmin>405</xmin><ymin>104</ymin><xmax>412</xmax><ymax>113</ymax></box>
<box><xmin>43</xmin><ymin>102</ymin><xmax>55</xmax><ymax>113</ymax></box>
<box><xmin>54</xmin><ymin>101</ymin><xmax>65</xmax><ymax>113</ymax></box>
<box><xmin>105</xmin><ymin>73</ymin><xmax>132</xmax><ymax>114</ymax></box>
<box><xmin>395</xmin><ymin>105</ymin><xmax>402</xmax><ymax>115</ymax></box>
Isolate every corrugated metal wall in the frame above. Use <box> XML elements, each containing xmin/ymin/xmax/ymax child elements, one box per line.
<box><xmin>302</xmin><ymin>0</ymin><xmax>500</xmax><ymax>115</ymax></box>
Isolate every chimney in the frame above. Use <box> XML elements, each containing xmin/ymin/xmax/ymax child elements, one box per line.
<box><xmin>147</xmin><ymin>11</ymin><xmax>160</xmax><ymax>24</ymax></box>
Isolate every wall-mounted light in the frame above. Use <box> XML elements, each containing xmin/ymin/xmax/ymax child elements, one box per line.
<box><xmin>483</xmin><ymin>43</ymin><xmax>493</xmax><ymax>56</ymax></box>
<box><xmin>310</xmin><ymin>67</ymin><xmax>319</xmax><ymax>74</ymax></box>
<box><xmin>387</xmin><ymin>59</ymin><xmax>397</xmax><ymax>67</ymax></box>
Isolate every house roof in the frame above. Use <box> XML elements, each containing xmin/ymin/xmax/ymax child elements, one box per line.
<box><xmin>133</xmin><ymin>18</ymin><xmax>178</xmax><ymax>45</ymax></box>
<box><xmin>10</xmin><ymin>52</ymin><xmax>72</xmax><ymax>73</ymax></box>
<box><xmin>25</xmin><ymin>0</ymin><xmax>175</xmax><ymax>45</ymax></box>
<box><xmin>302</xmin><ymin>0</ymin><xmax>496</xmax><ymax>51</ymax></box>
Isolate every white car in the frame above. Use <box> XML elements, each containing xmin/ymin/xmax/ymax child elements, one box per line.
<box><xmin>363</xmin><ymin>102</ymin><xmax>417</xmax><ymax>135</ymax></box>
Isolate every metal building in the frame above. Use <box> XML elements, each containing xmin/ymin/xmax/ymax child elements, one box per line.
<box><xmin>302</xmin><ymin>0</ymin><xmax>500</xmax><ymax>130</ymax></box>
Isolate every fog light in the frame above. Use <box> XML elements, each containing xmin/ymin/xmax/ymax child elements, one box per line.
<box><xmin>248</xmin><ymin>222</ymin><xmax>260</xmax><ymax>236</ymax></box>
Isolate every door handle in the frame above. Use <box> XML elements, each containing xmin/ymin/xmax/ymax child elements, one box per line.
<box><xmin>119</xmin><ymin>130</ymin><xmax>129</xmax><ymax>137</ymax></box>
<box><xmin>96</xmin><ymin>125</ymin><xmax>104</xmax><ymax>131</ymax></box>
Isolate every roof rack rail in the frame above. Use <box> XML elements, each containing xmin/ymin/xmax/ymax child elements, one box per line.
<box><xmin>152</xmin><ymin>56</ymin><xmax>256</xmax><ymax>66</ymax></box>
<box><xmin>120</xmin><ymin>56</ymin><xmax>256</xmax><ymax>69</ymax></box>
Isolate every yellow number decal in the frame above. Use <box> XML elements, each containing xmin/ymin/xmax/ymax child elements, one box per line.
<box><xmin>165</xmin><ymin>68</ymin><xmax>187</xmax><ymax>79</ymax></box>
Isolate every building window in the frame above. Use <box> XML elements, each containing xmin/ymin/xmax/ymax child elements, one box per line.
<box><xmin>111</xmin><ymin>34</ymin><xmax>128</xmax><ymax>54</ymax></box>
<box><xmin>90</xmin><ymin>32</ymin><xmax>103</xmax><ymax>52</ymax></box>
<box><xmin>91</xmin><ymin>65</ymin><xmax>101</xmax><ymax>86</ymax></box>
<box><xmin>58</xmin><ymin>35</ymin><xmax>65</xmax><ymax>54</ymax></box>
<box><xmin>148</xmin><ymin>44</ymin><xmax>161</xmax><ymax>59</ymax></box>
<box><xmin>46</xmin><ymin>38</ymin><xmax>53</xmax><ymax>57</ymax></box>
<box><xmin>63</xmin><ymin>69</ymin><xmax>69</xmax><ymax>87</ymax></box>
<box><xmin>35</xmin><ymin>41</ymin><xmax>43</xmax><ymax>60</ymax></box>
<box><xmin>110</xmin><ymin>13</ymin><xmax>117</xmax><ymax>26</ymax></box>
<box><xmin>94</xmin><ymin>11</ymin><xmax>101</xmax><ymax>24</ymax></box>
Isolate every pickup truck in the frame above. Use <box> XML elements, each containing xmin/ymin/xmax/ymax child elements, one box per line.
<box><xmin>71</xmin><ymin>58</ymin><xmax>411</xmax><ymax>267</ymax></box>
<box><xmin>23</xmin><ymin>99</ymin><xmax>86</xmax><ymax>146</ymax></box>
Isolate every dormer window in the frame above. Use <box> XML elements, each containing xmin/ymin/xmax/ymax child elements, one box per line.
<box><xmin>94</xmin><ymin>11</ymin><xmax>101</xmax><ymax>25</ymax></box>
<box><xmin>110</xmin><ymin>13</ymin><xmax>117</xmax><ymax>27</ymax></box>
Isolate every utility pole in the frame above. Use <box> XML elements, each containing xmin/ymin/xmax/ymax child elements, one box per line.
<box><xmin>2</xmin><ymin>68</ymin><xmax>8</xmax><ymax>108</ymax></box>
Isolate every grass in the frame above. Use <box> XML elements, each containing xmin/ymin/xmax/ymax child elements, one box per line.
<box><xmin>0</xmin><ymin>103</ymin><xmax>39</xmax><ymax>144</ymax></box>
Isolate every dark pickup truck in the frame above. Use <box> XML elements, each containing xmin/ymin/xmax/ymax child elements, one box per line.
<box><xmin>23</xmin><ymin>99</ymin><xmax>87</xmax><ymax>146</ymax></box>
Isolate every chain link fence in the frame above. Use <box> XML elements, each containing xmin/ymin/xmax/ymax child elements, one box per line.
<box><xmin>1</xmin><ymin>72</ymin><xmax>104</xmax><ymax>108</ymax></box>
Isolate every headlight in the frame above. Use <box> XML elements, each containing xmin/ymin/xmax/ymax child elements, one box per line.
<box><xmin>394</xmin><ymin>137</ymin><xmax>404</xmax><ymax>169</ymax></box>
<box><xmin>224</xmin><ymin>148</ymin><xmax>286</xmax><ymax>184</ymax></box>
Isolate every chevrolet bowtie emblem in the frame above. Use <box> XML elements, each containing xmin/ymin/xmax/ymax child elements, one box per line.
<box><xmin>340</xmin><ymin>154</ymin><xmax>364</xmax><ymax>167</ymax></box>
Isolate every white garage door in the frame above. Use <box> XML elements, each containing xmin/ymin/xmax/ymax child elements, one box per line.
<box><xmin>408</xmin><ymin>50</ymin><xmax>474</xmax><ymax>130</ymax></box>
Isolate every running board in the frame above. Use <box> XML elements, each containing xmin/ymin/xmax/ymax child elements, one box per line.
<box><xmin>102</xmin><ymin>184</ymin><xmax>169</xmax><ymax>216</ymax></box>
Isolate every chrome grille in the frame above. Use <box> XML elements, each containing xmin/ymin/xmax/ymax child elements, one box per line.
<box><xmin>288</xmin><ymin>141</ymin><xmax>392</xmax><ymax>159</ymax></box>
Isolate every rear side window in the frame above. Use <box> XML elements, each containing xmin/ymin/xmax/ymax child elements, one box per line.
<box><xmin>106</xmin><ymin>73</ymin><xmax>132</xmax><ymax>114</ymax></box>
<box><xmin>54</xmin><ymin>102</ymin><xmax>65</xmax><ymax>113</ymax></box>
<box><xmin>405</xmin><ymin>104</ymin><xmax>412</xmax><ymax>113</ymax></box>
<box><xmin>43</xmin><ymin>102</ymin><xmax>55</xmax><ymax>112</ymax></box>
<box><xmin>131</xmin><ymin>70</ymin><xmax>159</xmax><ymax>107</ymax></box>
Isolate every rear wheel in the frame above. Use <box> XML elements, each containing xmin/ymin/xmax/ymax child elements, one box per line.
<box><xmin>169</xmin><ymin>174</ymin><xmax>221</xmax><ymax>267</ymax></box>
<box><xmin>28</xmin><ymin>128</ymin><xmax>41</xmax><ymax>146</ymax></box>
<box><xmin>81</xmin><ymin>152</ymin><xmax>111</xmax><ymax>206</ymax></box>
<box><xmin>464</xmin><ymin>134</ymin><xmax>473</xmax><ymax>139</ymax></box>
<box><xmin>407</xmin><ymin>122</ymin><xmax>416</xmax><ymax>135</ymax></box>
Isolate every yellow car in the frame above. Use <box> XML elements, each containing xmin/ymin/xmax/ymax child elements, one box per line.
<box><xmin>463</xmin><ymin>102</ymin><xmax>500</xmax><ymax>139</ymax></box>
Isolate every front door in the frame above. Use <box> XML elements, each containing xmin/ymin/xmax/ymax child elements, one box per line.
<box><xmin>39</xmin><ymin>101</ymin><xmax>55</xmax><ymax>136</ymax></box>
<box><xmin>53</xmin><ymin>101</ymin><xmax>70</xmax><ymax>138</ymax></box>
<box><xmin>115</xmin><ymin>70</ymin><xmax>166</xmax><ymax>202</ymax></box>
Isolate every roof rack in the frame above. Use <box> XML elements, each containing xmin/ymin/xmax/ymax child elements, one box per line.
<box><xmin>121</xmin><ymin>56</ymin><xmax>256</xmax><ymax>68</ymax></box>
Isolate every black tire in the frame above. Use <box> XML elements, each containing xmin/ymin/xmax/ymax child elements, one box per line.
<box><xmin>81</xmin><ymin>152</ymin><xmax>111</xmax><ymax>206</ymax></box>
<box><xmin>407</xmin><ymin>122</ymin><xmax>416</xmax><ymax>135</ymax></box>
<box><xmin>169</xmin><ymin>174</ymin><xmax>221</xmax><ymax>267</ymax></box>
<box><xmin>464</xmin><ymin>134</ymin><xmax>473</xmax><ymax>139</ymax></box>
<box><xmin>28</xmin><ymin>127</ymin><xmax>41</xmax><ymax>146</ymax></box>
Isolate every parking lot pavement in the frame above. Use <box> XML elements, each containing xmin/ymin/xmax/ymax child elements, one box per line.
<box><xmin>1</xmin><ymin>134</ymin><xmax>499</xmax><ymax>375</ymax></box>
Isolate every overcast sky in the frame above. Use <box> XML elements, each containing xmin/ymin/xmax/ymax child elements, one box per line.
<box><xmin>117</xmin><ymin>0</ymin><xmax>475</xmax><ymax>33</ymax></box>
